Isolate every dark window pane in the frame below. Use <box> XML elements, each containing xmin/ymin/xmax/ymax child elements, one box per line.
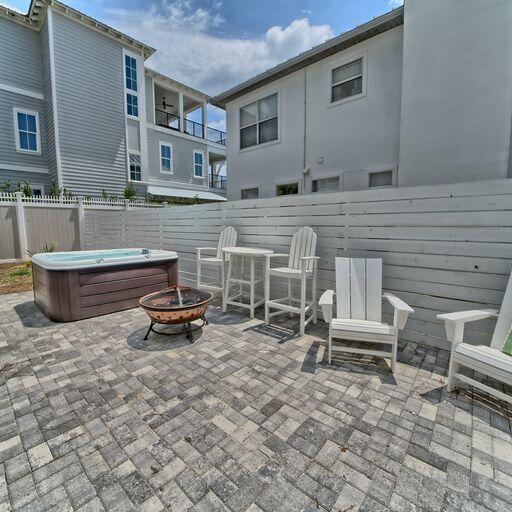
<box><xmin>312</xmin><ymin>177</ymin><xmax>340</xmax><ymax>193</ymax></box>
<box><xmin>258</xmin><ymin>117</ymin><xmax>278</xmax><ymax>144</ymax></box>
<box><xmin>19</xmin><ymin>132</ymin><xmax>29</xmax><ymax>150</ymax></box>
<box><xmin>331</xmin><ymin>76</ymin><xmax>363</xmax><ymax>102</ymax></box>
<box><xmin>369</xmin><ymin>170</ymin><xmax>393</xmax><ymax>187</ymax></box>
<box><xmin>276</xmin><ymin>183</ymin><xmax>298</xmax><ymax>196</ymax></box>
<box><xmin>28</xmin><ymin>133</ymin><xmax>37</xmax><ymax>150</ymax></box>
<box><xmin>241</xmin><ymin>188</ymin><xmax>259</xmax><ymax>200</ymax></box>
<box><xmin>27</xmin><ymin>115</ymin><xmax>36</xmax><ymax>132</ymax></box>
<box><xmin>17</xmin><ymin>113</ymin><xmax>27</xmax><ymax>131</ymax></box>
<box><xmin>240</xmin><ymin>125</ymin><xmax>257</xmax><ymax>149</ymax></box>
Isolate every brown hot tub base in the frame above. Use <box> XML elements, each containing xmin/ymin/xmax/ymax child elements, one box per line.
<box><xmin>143</xmin><ymin>316</ymin><xmax>209</xmax><ymax>342</ymax></box>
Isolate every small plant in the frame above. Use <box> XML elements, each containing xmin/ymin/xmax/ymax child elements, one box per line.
<box><xmin>123</xmin><ymin>184</ymin><xmax>137</xmax><ymax>201</ymax></box>
<box><xmin>1</xmin><ymin>180</ymin><xmax>12</xmax><ymax>193</ymax></box>
<box><xmin>50</xmin><ymin>179</ymin><xmax>60</xmax><ymax>197</ymax></box>
<box><xmin>22</xmin><ymin>182</ymin><xmax>33</xmax><ymax>197</ymax></box>
<box><xmin>27</xmin><ymin>241</ymin><xmax>57</xmax><ymax>258</ymax></box>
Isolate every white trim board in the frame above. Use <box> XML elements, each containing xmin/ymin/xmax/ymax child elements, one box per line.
<box><xmin>0</xmin><ymin>163</ymin><xmax>49</xmax><ymax>174</ymax></box>
<box><xmin>0</xmin><ymin>82</ymin><xmax>43</xmax><ymax>100</ymax></box>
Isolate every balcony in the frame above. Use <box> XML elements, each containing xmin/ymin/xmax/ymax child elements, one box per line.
<box><xmin>209</xmin><ymin>174</ymin><xmax>227</xmax><ymax>190</ymax></box>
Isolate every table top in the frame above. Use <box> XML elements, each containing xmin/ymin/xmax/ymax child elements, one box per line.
<box><xmin>222</xmin><ymin>247</ymin><xmax>274</xmax><ymax>256</ymax></box>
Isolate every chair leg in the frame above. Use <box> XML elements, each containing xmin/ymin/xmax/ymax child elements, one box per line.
<box><xmin>328</xmin><ymin>330</ymin><xmax>332</xmax><ymax>364</ymax></box>
<box><xmin>264</xmin><ymin>268</ymin><xmax>270</xmax><ymax>326</ymax></box>
<box><xmin>197</xmin><ymin>257</ymin><xmax>201</xmax><ymax>289</ymax></box>
<box><xmin>391</xmin><ymin>340</ymin><xmax>397</xmax><ymax>372</ymax></box>
<box><xmin>223</xmin><ymin>257</ymin><xmax>232</xmax><ymax>312</ymax></box>
<box><xmin>288</xmin><ymin>278</ymin><xmax>292</xmax><ymax>318</ymax></box>
<box><xmin>447</xmin><ymin>357</ymin><xmax>459</xmax><ymax>392</ymax></box>
<box><xmin>312</xmin><ymin>270</ymin><xmax>318</xmax><ymax>324</ymax></box>
<box><xmin>299</xmin><ymin>274</ymin><xmax>306</xmax><ymax>336</ymax></box>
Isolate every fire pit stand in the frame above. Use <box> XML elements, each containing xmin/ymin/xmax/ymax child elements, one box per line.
<box><xmin>143</xmin><ymin>316</ymin><xmax>209</xmax><ymax>342</ymax></box>
<box><xmin>139</xmin><ymin>286</ymin><xmax>213</xmax><ymax>344</ymax></box>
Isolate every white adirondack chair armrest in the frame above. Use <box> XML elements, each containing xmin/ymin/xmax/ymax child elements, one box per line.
<box><xmin>197</xmin><ymin>247</ymin><xmax>217</xmax><ymax>258</ymax></box>
<box><xmin>300</xmin><ymin>256</ymin><xmax>319</xmax><ymax>272</ymax></box>
<box><xmin>383</xmin><ymin>293</ymin><xmax>414</xmax><ymax>330</ymax></box>
<box><xmin>436</xmin><ymin>309</ymin><xmax>499</xmax><ymax>344</ymax></box>
<box><xmin>319</xmin><ymin>289</ymin><xmax>334</xmax><ymax>323</ymax></box>
<box><xmin>265</xmin><ymin>253</ymin><xmax>289</xmax><ymax>270</ymax></box>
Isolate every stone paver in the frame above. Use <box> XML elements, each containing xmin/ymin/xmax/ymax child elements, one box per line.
<box><xmin>0</xmin><ymin>291</ymin><xmax>511</xmax><ymax>511</ymax></box>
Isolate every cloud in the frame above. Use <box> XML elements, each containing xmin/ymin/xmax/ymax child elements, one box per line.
<box><xmin>104</xmin><ymin>0</ymin><xmax>333</xmax><ymax>96</ymax></box>
<box><xmin>388</xmin><ymin>0</ymin><xmax>404</xmax><ymax>7</ymax></box>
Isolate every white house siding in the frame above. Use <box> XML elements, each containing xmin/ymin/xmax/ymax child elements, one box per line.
<box><xmin>0</xmin><ymin>17</ymin><xmax>42</xmax><ymax>92</ymax></box>
<box><xmin>398</xmin><ymin>0</ymin><xmax>512</xmax><ymax>186</ymax></box>
<box><xmin>146</xmin><ymin>128</ymin><xmax>208</xmax><ymax>186</ymax></box>
<box><xmin>50</xmin><ymin>11</ymin><xmax>128</xmax><ymax>197</ymax></box>
<box><xmin>225</xmin><ymin>26</ymin><xmax>404</xmax><ymax>200</ymax></box>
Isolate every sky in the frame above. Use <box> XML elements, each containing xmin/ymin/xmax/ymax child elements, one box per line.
<box><xmin>4</xmin><ymin>0</ymin><xmax>404</xmax><ymax>130</ymax></box>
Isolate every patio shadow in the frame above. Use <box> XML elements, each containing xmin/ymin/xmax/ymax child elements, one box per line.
<box><xmin>127</xmin><ymin>323</ymin><xmax>206</xmax><ymax>351</ymax></box>
<box><xmin>14</xmin><ymin>301</ymin><xmax>55</xmax><ymax>328</ymax></box>
<box><xmin>243</xmin><ymin>322</ymin><xmax>298</xmax><ymax>344</ymax></box>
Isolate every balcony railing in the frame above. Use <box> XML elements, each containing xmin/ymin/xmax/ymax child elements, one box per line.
<box><xmin>155</xmin><ymin>109</ymin><xmax>180</xmax><ymax>131</ymax></box>
<box><xmin>156</xmin><ymin>109</ymin><xmax>226</xmax><ymax>145</ymax></box>
<box><xmin>209</xmin><ymin>174</ymin><xmax>227</xmax><ymax>190</ymax></box>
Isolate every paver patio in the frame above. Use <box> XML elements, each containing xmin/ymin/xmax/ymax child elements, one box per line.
<box><xmin>0</xmin><ymin>291</ymin><xmax>511</xmax><ymax>511</ymax></box>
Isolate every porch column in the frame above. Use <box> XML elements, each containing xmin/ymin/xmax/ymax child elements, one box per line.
<box><xmin>202</xmin><ymin>102</ymin><xmax>207</xmax><ymax>139</ymax></box>
<box><xmin>179</xmin><ymin>92</ymin><xmax>184</xmax><ymax>133</ymax></box>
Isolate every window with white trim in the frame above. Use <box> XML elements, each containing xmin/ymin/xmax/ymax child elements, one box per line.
<box><xmin>331</xmin><ymin>58</ymin><xmax>363</xmax><ymax>103</ymax></box>
<box><xmin>276</xmin><ymin>182</ymin><xmax>298</xmax><ymax>196</ymax></box>
<box><xmin>31</xmin><ymin>184</ymin><xmax>44</xmax><ymax>196</ymax></box>
<box><xmin>193</xmin><ymin>150</ymin><xmax>204</xmax><ymax>177</ymax></box>
<box><xmin>240</xmin><ymin>93</ymin><xmax>278</xmax><ymax>149</ymax></box>
<box><xmin>369</xmin><ymin>170</ymin><xmax>393</xmax><ymax>188</ymax></box>
<box><xmin>124</xmin><ymin>53</ymin><xmax>139</xmax><ymax>118</ymax></box>
<box><xmin>129</xmin><ymin>153</ymin><xmax>141</xmax><ymax>181</ymax></box>
<box><xmin>14</xmin><ymin>108</ymin><xmax>40</xmax><ymax>153</ymax></box>
<box><xmin>241</xmin><ymin>187</ymin><xmax>259</xmax><ymax>200</ymax></box>
<box><xmin>160</xmin><ymin>143</ymin><xmax>172</xmax><ymax>174</ymax></box>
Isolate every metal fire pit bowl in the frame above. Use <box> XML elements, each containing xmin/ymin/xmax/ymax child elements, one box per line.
<box><xmin>139</xmin><ymin>285</ymin><xmax>213</xmax><ymax>342</ymax></box>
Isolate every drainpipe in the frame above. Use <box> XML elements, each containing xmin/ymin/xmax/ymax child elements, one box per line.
<box><xmin>302</xmin><ymin>67</ymin><xmax>308</xmax><ymax>193</ymax></box>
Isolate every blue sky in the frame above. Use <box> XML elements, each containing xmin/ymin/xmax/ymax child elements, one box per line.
<box><xmin>4</xmin><ymin>0</ymin><xmax>403</xmax><ymax>129</ymax></box>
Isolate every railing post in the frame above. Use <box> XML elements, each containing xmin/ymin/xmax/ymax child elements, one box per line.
<box><xmin>178</xmin><ymin>92</ymin><xmax>184</xmax><ymax>133</ymax></box>
<box><xmin>124</xmin><ymin>199</ymin><xmax>130</xmax><ymax>211</ymax></box>
<box><xmin>15</xmin><ymin>191</ymin><xmax>28</xmax><ymax>261</ymax></box>
<box><xmin>77</xmin><ymin>196</ymin><xmax>85</xmax><ymax>250</ymax></box>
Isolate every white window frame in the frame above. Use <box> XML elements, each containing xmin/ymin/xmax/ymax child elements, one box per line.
<box><xmin>367</xmin><ymin>168</ymin><xmax>395</xmax><ymax>189</ymax></box>
<box><xmin>31</xmin><ymin>183</ymin><xmax>45</xmax><ymax>196</ymax></box>
<box><xmin>311</xmin><ymin>175</ymin><xmax>341</xmax><ymax>194</ymax></box>
<box><xmin>238</xmin><ymin>91</ymin><xmax>279</xmax><ymax>152</ymax></box>
<box><xmin>13</xmin><ymin>108</ymin><xmax>41</xmax><ymax>155</ymax></box>
<box><xmin>128</xmin><ymin>151</ymin><xmax>142</xmax><ymax>182</ymax></box>
<box><xmin>123</xmin><ymin>50</ymin><xmax>140</xmax><ymax>120</ymax></box>
<box><xmin>159</xmin><ymin>142</ymin><xmax>173</xmax><ymax>174</ymax></box>
<box><xmin>328</xmin><ymin>52</ymin><xmax>367</xmax><ymax>108</ymax></box>
<box><xmin>193</xmin><ymin>149</ymin><xmax>205</xmax><ymax>178</ymax></box>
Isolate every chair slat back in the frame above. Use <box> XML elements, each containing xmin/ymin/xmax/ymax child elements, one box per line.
<box><xmin>216</xmin><ymin>226</ymin><xmax>237</xmax><ymax>258</ymax></box>
<box><xmin>335</xmin><ymin>257</ymin><xmax>382</xmax><ymax>322</ymax></box>
<box><xmin>288</xmin><ymin>226</ymin><xmax>317</xmax><ymax>271</ymax></box>
<box><xmin>491</xmin><ymin>270</ymin><xmax>512</xmax><ymax>349</ymax></box>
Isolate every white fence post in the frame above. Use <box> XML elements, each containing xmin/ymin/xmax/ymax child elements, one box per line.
<box><xmin>15</xmin><ymin>192</ymin><xmax>28</xmax><ymax>261</ymax></box>
<box><xmin>77</xmin><ymin>196</ymin><xmax>85</xmax><ymax>250</ymax></box>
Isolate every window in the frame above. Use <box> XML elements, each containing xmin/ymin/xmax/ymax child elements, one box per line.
<box><xmin>240</xmin><ymin>93</ymin><xmax>278</xmax><ymax>149</ymax></box>
<box><xmin>194</xmin><ymin>150</ymin><xmax>204</xmax><ymax>177</ymax></box>
<box><xmin>31</xmin><ymin>184</ymin><xmax>44</xmax><ymax>196</ymax></box>
<box><xmin>124</xmin><ymin>52</ymin><xmax>139</xmax><ymax>117</ymax></box>
<box><xmin>14</xmin><ymin>108</ymin><xmax>40</xmax><ymax>153</ymax></box>
<box><xmin>331</xmin><ymin>58</ymin><xmax>363</xmax><ymax>103</ymax></box>
<box><xmin>276</xmin><ymin>182</ymin><xmax>299</xmax><ymax>196</ymax></box>
<box><xmin>126</xmin><ymin>93</ymin><xmax>138</xmax><ymax>117</ymax></box>
<box><xmin>241</xmin><ymin>187</ymin><xmax>259</xmax><ymax>200</ymax></box>
<box><xmin>160</xmin><ymin>143</ymin><xmax>172</xmax><ymax>174</ymax></box>
<box><xmin>129</xmin><ymin>153</ymin><xmax>141</xmax><ymax>181</ymax></box>
<box><xmin>125</xmin><ymin>55</ymin><xmax>137</xmax><ymax>92</ymax></box>
<box><xmin>369</xmin><ymin>170</ymin><xmax>393</xmax><ymax>188</ymax></box>
<box><xmin>312</xmin><ymin>176</ymin><xmax>340</xmax><ymax>193</ymax></box>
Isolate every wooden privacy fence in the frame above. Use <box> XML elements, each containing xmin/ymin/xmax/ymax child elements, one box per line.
<box><xmin>84</xmin><ymin>179</ymin><xmax>512</xmax><ymax>350</ymax></box>
<box><xmin>0</xmin><ymin>193</ymin><xmax>162</xmax><ymax>262</ymax></box>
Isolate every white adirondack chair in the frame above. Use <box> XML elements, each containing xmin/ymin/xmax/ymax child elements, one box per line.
<box><xmin>196</xmin><ymin>226</ymin><xmax>237</xmax><ymax>294</ymax></box>
<box><xmin>437</xmin><ymin>270</ymin><xmax>512</xmax><ymax>404</ymax></box>
<box><xmin>264</xmin><ymin>226</ymin><xmax>319</xmax><ymax>335</ymax></box>
<box><xmin>319</xmin><ymin>258</ymin><xmax>414</xmax><ymax>371</ymax></box>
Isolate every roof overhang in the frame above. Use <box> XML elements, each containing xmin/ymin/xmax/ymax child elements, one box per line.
<box><xmin>0</xmin><ymin>0</ymin><xmax>155</xmax><ymax>59</ymax></box>
<box><xmin>145</xmin><ymin>68</ymin><xmax>211</xmax><ymax>103</ymax></box>
<box><xmin>147</xmin><ymin>185</ymin><xmax>227</xmax><ymax>202</ymax></box>
<box><xmin>211</xmin><ymin>6</ymin><xmax>404</xmax><ymax>108</ymax></box>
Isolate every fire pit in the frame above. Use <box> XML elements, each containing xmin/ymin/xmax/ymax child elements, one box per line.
<box><xmin>139</xmin><ymin>285</ymin><xmax>213</xmax><ymax>342</ymax></box>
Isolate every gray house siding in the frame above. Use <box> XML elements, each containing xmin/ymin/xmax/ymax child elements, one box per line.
<box><xmin>0</xmin><ymin>91</ymin><xmax>48</xmax><ymax>169</ymax></box>
<box><xmin>145</xmin><ymin>76</ymin><xmax>154</xmax><ymax>124</ymax></box>
<box><xmin>0</xmin><ymin>18</ymin><xmax>42</xmax><ymax>92</ymax></box>
<box><xmin>147</xmin><ymin>128</ymin><xmax>208</xmax><ymax>186</ymax></box>
<box><xmin>51</xmin><ymin>11</ymin><xmax>128</xmax><ymax>197</ymax></box>
<box><xmin>0</xmin><ymin>169</ymin><xmax>50</xmax><ymax>192</ymax></box>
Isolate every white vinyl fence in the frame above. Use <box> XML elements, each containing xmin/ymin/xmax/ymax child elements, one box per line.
<box><xmin>84</xmin><ymin>179</ymin><xmax>512</xmax><ymax>350</ymax></box>
<box><xmin>0</xmin><ymin>193</ymin><xmax>162</xmax><ymax>262</ymax></box>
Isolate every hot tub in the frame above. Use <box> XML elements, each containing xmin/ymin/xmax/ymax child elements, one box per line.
<box><xmin>31</xmin><ymin>248</ymin><xmax>178</xmax><ymax>322</ymax></box>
